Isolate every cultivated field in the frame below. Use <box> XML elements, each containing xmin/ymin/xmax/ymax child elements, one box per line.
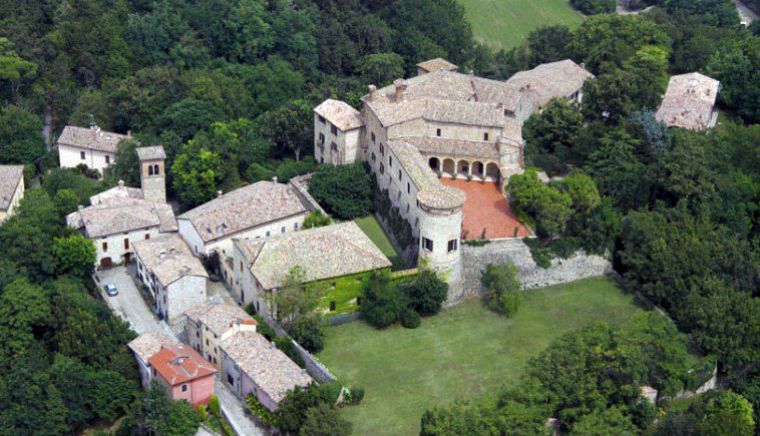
<box><xmin>458</xmin><ymin>0</ymin><xmax>584</xmax><ymax>49</ymax></box>
<box><xmin>317</xmin><ymin>276</ymin><xmax>641</xmax><ymax>435</ymax></box>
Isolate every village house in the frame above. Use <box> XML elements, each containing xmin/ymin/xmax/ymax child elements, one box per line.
<box><xmin>148</xmin><ymin>344</ymin><xmax>217</xmax><ymax>407</ymax></box>
<box><xmin>0</xmin><ymin>165</ymin><xmax>24</xmax><ymax>224</ymax></box>
<box><xmin>181</xmin><ymin>301</ymin><xmax>257</xmax><ymax>369</ymax></box>
<box><xmin>504</xmin><ymin>59</ymin><xmax>594</xmax><ymax>109</ymax></box>
<box><xmin>313</xmin><ymin>99</ymin><xmax>364</xmax><ymax>165</ymax></box>
<box><xmin>56</xmin><ymin>125</ymin><xmax>132</xmax><ymax>173</ymax></box>
<box><xmin>655</xmin><ymin>72</ymin><xmax>721</xmax><ymax>130</ymax></box>
<box><xmin>177</xmin><ymin>177</ymin><xmax>322</xmax><ymax>279</ymax></box>
<box><xmin>128</xmin><ymin>332</ymin><xmax>180</xmax><ymax>388</ymax></box>
<box><xmin>90</xmin><ymin>146</ymin><xmax>167</xmax><ymax>205</ymax></box>
<box><xmin>132</xmin><ymin>234</ymin><xmax>208</xmax><ymax>323</ymax></box>
<box><xmin>231</xmin><ymin>221</ymin><xmax>391</xmax><ymax>314</ymax></box>
<box><xmin>220</xmin><ymin>329</ymin><xmax>313</xmax><ymax>411</ymax></box>
<box><xmin>66</xmin><ymin>198</ymin><xmax>178</xmax><ymax>268</ymax></box>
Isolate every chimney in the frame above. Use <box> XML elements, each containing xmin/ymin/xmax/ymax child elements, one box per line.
<box><xmin>580</xmin><ymin>62</ymin><xmax>586</xmax><ymax>70</ymax></box>
<box><xmin>367</xmin><ymin>84</ymin><xmax>377</xmax><ymax>101</ymax></box>
<box><xmin>127</xmin><ymin>130</ymin><xmax>132</xmax><ymax>137</ymax></box>
<box><xmin>217</xmin><ymin>190</ymin><xmax>223</xmax><ymax>198</ymax></box>
<box><xmin>393</xmin><ymin>79</ymin><xmax>407</xmax><ymax>102</ymax></box>
<box><xmin>78</xmin><ymin>205</ymin><xmax>84</xmax><ymax>211</ymax></box>
<box><xmin>272</xmin><ymin>176</ymin><xmax>278</xmax><ymax>184</ymax></box>
<box><xmin>118</xmin><ymin>180</ymin><xmax>125</xmax><ymax>190</ymax></box>
<box><xmin>468</xmin><ymin>70</ymin><xmax>474</xmax><ymax>76</ymax></box>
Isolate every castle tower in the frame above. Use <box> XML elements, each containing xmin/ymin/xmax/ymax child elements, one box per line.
<box><xmin>136</xmin><ymin>146</ymin><xmax>166</xmax><ymax>203</ymax></box>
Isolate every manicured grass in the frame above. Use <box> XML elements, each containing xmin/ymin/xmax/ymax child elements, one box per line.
<box><xmin>317</xmin><ymin>276</ymin><xmax>641</xmax><ymax>435</ymax></box>
<box><xmin>458</xmin><ymin>0</ymin><xmax>584</xmax><ymax>49</ymax></box>
<box><xmin>354</xmin><ymin>215</ymin><xmax>406</xmax><ymax>270</ymax></box>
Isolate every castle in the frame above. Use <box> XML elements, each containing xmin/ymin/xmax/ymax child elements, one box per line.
<box><xmin>313</xmin><ymin>58</ymin><xmax>592</xmax><ymax>282</ymax></box>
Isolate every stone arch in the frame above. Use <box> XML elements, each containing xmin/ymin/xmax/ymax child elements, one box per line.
<box><xmin>472</xmin><ymin>161</ymin><xmax>484</xmax><ymax>178</ymax></box>
<box><xmin>456</xmin><ymin>160</ymin><xmax>470</xmax><ymax>177</ymax></box>
<box><xmin>486</xmin><ymin>162</ymin><xmax>500</xmax><ymax>180</ymax></box>
<box><xmin>428</xmin><ymin>157</ymin><xmax>440</xmax><ymax>172</ymax></box>
<box><xmin>442</xmin><ymin>158</ymin><xmax>455</xmax><ymax>175</ymax></box>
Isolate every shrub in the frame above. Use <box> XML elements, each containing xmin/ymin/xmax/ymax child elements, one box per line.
<box><xmin>400</xmin><ymin>307</ymin><xmax>421</xmax><ymax>329</ymax></box>
<box><xmin>480</xmin><ymin>261</ymin><xmax>523</xmax><ymax>316</ymax></box>
<box><xmin>404</xmin><ymin>269</ymin><xmax>448</xmax><ymax>316</ymax></box>
<box><xmin>207</xmin><ymin>395</ymin><xmax>220</xmax><ymax>416</ymax></box>
<box><xmin>308</xmin><ymin>163</ymin><xmax>373</xmax><ymax>219</ymax></box>
<box><xmin>285</xmin><ymin>315</ymin><xmax>325</xmax><ymax>353</ymax></box>
<box><xmin>197</xmin><ymin>404</ymin><xmax>207</xmax><ymax>422</ymax></box>
<box><xmin>360</xmin><ymin>271</ymin><xmax>407</xmax><ymax>328</ymax></box>
<box><xmin>274</xmin><ymin>337</ymin><xmax>305</xmax><ymax>368</ymax></box>
<box><xmin>570</xmin><ymin>0</ymin><xmax>616</xmax><ymax>14</ymax></box>
<box><xmin>247</xmin><ymin>394</ymin><xmax>277</xmax><ymax>426</ymax></box>
<box><xmin>302</xmin><ymin>210</ymin><xmax>332</xmax><ymax>229</ymax></box>
<box><xmin>300</xmin><ymin>403</ymin><xmax>352</xmax><ymax>436</ymax></box>
<box><xmin>349</xmin><ymin>387</ymin><xmax>365</xmax><ymax>405</ymax></box>
<box><xmin>253</xmin><ymin>315</ymin><xmax>276</xmax><ymax>341</ymax></box>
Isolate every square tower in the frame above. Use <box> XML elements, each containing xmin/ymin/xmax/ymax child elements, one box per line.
<box><xmin>136</xmin><ymin>146</ymin><xmax>167</xmax><ymax>203</ymax></box>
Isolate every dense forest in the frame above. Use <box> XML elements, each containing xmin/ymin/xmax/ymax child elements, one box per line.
<box><xmin>0</xmin><ymin>0</ymin><xmax>758</xmax><ymax>434</ymax></box>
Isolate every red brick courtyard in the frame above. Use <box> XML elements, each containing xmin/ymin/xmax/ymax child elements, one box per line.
<box><xmin>439</xmin><ymin>178</ymin><xmax>532</xmax><ymax>240</ymax></box>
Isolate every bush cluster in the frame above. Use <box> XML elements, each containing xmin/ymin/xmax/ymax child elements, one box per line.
<box><xmin>360</xmin><ymin>269</ymin><xmax>448</xmax><ymax>329</ymax></box>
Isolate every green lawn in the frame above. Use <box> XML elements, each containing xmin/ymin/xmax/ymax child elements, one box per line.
<box><xmin>458</xmin><ymin>0</ymin><xmax>584</xmax><ymax>49</ymax></box>
<box><xmin>354</xmin><ymin>215</ymin><xmax>406</xmax><ymax>270</ymax></box>
<box><xmin>317</xmin><ymin>276</ymin><xmax>641</xmax><ymax>435</ymax></box>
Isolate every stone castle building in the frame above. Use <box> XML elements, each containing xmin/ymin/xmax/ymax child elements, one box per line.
<box><xmin>313</xmin><ymin>58</ymin><xmax>591</xmax><ymax>279</ymax></box>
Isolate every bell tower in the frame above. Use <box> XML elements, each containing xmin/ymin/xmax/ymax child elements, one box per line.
<box><xmin>136</xmin><ymin>146</ymin><xmax>166</xmax><ymax>203</ymax></box>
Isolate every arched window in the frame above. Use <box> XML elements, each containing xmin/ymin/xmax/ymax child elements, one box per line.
<box><xmin>153</xmin><ymin>164</ymin><xmax>160</xmax><ymax>175</ymax></box>
<box><xmin>148</xmin><ymin>165</ymin><xmax>154</xmax><ymax>176</ymax></box>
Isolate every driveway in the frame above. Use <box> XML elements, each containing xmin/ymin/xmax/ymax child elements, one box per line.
<box><xmin>215</xmin><ymin>377</ymin><xmax>266</xmax><ymax>436</ymax></box>
<box><xmin>96</xmin><ymin>266</ymin><xmax>173</xmax><ymax>336</ymax></box>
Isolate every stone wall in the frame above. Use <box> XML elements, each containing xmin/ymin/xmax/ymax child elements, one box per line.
<box><xmin>454</xmin><ymin>238</ymin><xmax>612</xmax><ymax>304</ymax></box>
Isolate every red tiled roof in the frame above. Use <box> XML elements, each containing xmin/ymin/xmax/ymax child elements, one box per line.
<box><xmin>148</xmin><ymin>345</ymin><xmax>216</xmax><ymax>386</ymax></box>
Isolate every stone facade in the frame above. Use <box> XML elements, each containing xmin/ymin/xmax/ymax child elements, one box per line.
<box><xmin>137</xmin><ymin>146</ymin><xmax>167</xmax><ymax>203</ymax></box>
<box><xmin>0</xmin><ymin>165</ymin><xmax>24</xmax><ymax>224</ymax></box>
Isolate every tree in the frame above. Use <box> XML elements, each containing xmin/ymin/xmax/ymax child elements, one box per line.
<box><xmin>569</xmin><ymin>406</ymin><xmax>637</xmax><ymax>435</ymax></box>
<box><xmin>360</xmin><ymin>270</ymin><xmax>407</xmax><ymax>328</ymax></box>
<box><xmin>275</xmin><ymin>384</ymin><xmax>332</xmax><ymax>434</ymax></box>
<box><xmin>0</xmin><ymin>278</ymin><xmax>50</xmax><ymax>357</ymax></box>
<box><xmin>479</xmin><ymin>262</ymin><xmax>522</xmax><ymax>316</ymax></box>
<box><xmin>286</xmin><ymin>315</ymin><xmax>325</xmax><ymax>353</ymax></box>
<box><xmin>171</xmin><ymin>141</ymin><xmax>223</xmax><ymax>209</ymax></box>
<box><xmin>523</xmin><ymin>98</ymin><xmax>584</xmax><ymax>174</ymax></box>
<box><xmin>123</xmin><ymin>380</ymin><xmax>199</xmax><ymax>436</ymax></box>
<box><xmin>507</xmin><ymin>170</ymin><xmax>572</xmax><ymax>240</ymax></box>
<box><xmin>256</xmin><ymin>99</ymin><xmax>312</xmax><ymax>161</ymax></box>
<box><xmin>273</xmin><ymin>266</ymin><xmax>322</xmax><ymax>322</ymax></box>
<box><xmin>105</xmin><ymin>139</ymin><xmax>141</xmax><ymax>187</ymax></box>
<box><xmin>53</xmin><ymin>189</ymin><xmax>80</xmax><ymax>217</ymax></box>
<box><xmin>404</xmin><ymin>269</ymin><xmax>448</xmax><ymax>316</ymax></box>
<box><xmin>0</xmin><ymin>105</ymin><xmax>45</xmax><ymax>164</ymax></box>
<box><xmin>308</xmin><ymin>163</ymin><xmax>373</xmax><ymax>220</ymax></box>
<box><xmin>0</xmin><ymin>38</ymin><xmax>38</xmax><ymax>101</ymax></box>
<box><xmin>570</xmin><ymin>0</ymin><xmax>616</xmax><ymax>15</ymax></box>
<box><xmin>53</xmin><ymin>234</ymin><xmax>96</xmax><ymax>278</ymax></box>
<box><xmin>526</xmin><ymin>25</ymin><xmax>572</xmax><ymax>67</ymax></box>
<box><xmin>302</xmin><ymin>211</ymin><xmax>332</xmax><ymax>229</ymax></box>
<box><xmin>300</xmin><ymin>402</ymin><xmax>352</xmax><ymax>436</ymax></box>
<box><xmin>704</xmin><ymin>40</ymin><xmax>760</xmax><ymax>123</ymax></box>
<box><xmin>358</xmin><ymin>52</ymin><xmax>404</xmax><ymax>86</ymax></box>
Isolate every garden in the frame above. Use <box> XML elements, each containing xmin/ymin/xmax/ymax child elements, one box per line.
<box><xmin>317</xmin><ymin>276</ymin><xmax>642</xmax><ymax>435</ymax></box>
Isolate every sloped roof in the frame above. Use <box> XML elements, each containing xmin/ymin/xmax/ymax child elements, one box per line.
<box><xmin>505</xmin><ymin>59</ymin><xmax>594</xmax><ymax>108</ymax></box>
<box><xmin>236</xmin><ymin>221</ymin><xmax>391</xmax><ymax>290</ymax></box>
<box><xmin>89</xmin><ymin>182</ymin><xmax>144</xmax><ymax>205</ymax></box>
<box><xmin>148</xmin><ymin>344</ymin><xmax>216</xmax><ymax>386</ymax></box>
<box><xmin>314</xmin><ymin>99</ymin><xmax>364</xmax><ymax>131</ymax></box>
<box><xmin>0</xmin><ymin>165</ymin><xmax>23</xmax><ymax>211</ymax></box>
<box><xmin>655</xmin><ymin>72</ymin><xmax>720</xmax><ymax>130</ymax></box>
<box><xmin>402</xmin><ymin>136</ymin><xmax>500</xmax><ymax>159</ymax></box>
<box><xmin>132</xmin><ymin>234</ymin><xmax>208</xmax><ymax>288</ymax></box>
<box><xmin>136</xmin><ymin>145</ymin><xmax>166</xmax><ymax>161</ymax></box>
<box><xmin>221</xmin><ymin>330</ymin><xmax>312</xmax><ymax>403</ymax></box>
<box><xmin>56</xmin><ymin>125</ymin><xmax>131</xmax><ymax>153</ymax></box>
<box><xmin>128</xmin><ymin>332</ymin><xmax>179</xmax><ymax>363</ymax></box>
<box><xmin>416</xmin><ymin>58</ymin><xmax>458</xmax><ymax>73</ymax></box>
<box><xmin>179</xmin><ymin>181</ymin><xmax>315</xmax><ymax>244</ymax></box>
<box><xmin>66</xmin><ymin>197</ymin><xmax>177</xmax><ymax>238</ymax></box>
<box><xmin>183</xmin><ymin>301</ymin><xmax>255</xmax><ymax>336</ymax></box>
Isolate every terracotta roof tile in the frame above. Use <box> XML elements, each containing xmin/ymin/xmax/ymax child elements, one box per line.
<box><xmin>132</xmin><ymin>234</ymin><xmax>208</xmax><ymax>288</ymax></box>
<box><xmin>656</xmin><ymin>72</ymin><xmax>720</xmax><ymax>130</ymax></box>
<box><xmin>149</xmin><ymin>344</ymin><xmax>216</xmax><ymax>386</ymax></box>
<box><xmin>184</xmin><ymin>302</ymin><xmax>254</xmax><ymax>336</ymax></box>
<box><xmin>128</xmin><ymin>332</ymin><xmax>179</xmax><ymax>363</ymax></box>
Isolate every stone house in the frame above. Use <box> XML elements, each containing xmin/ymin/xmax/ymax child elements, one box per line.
<box><xmin>128</xmin><ymin>332</ymin><xmax>180</xmax><ymax>388</ymax></box>
<box><xmin>148</xmin><ymin>344</ymin><xmax>217</xmax><ymax>407</ymax></box>
<box><xmin>220</xmin><ymin>329</ymin><xmax>312</xmax><ymax>411</ymax></box>
<box><xmin>132</xmin><ymin>234</ymin><xmax>208</xmax><ymax>323</ymax></box>
<box><xmin>177</xmin><ymin>178</ymin><xmax>322</xmax><ymax>282</ymax></box>
<box><xmin>313</xmin><ymin>99</ymin><xmax>364</xmax><ymax>165</ymax></box>
<box><xmin>504</xmin><ymin>59</ymin><xmax>594</xmax><ymax>109</ymax></box>
<box><xmin>655</xmin><ymin>72</ymin><xmax>721</xmax><ymax>130</ymax></box>
<box><xmin>182</xmin><ymin>301</ymin><xmax>257</xmax><ymax>369</ymax></box>
<box><xmin>56</xmin><ymin>125</ymin><xmax>132</xmax><ymax>173</ymax></box>
<box><xmin>231</xmin><ymin>221</ymin><xmax>391</xmax><ymax>315</ymax></box>
<box><xmin>0</xmin><ymin>165</ymin><xmax>24</xmax><ymax>224</ymax></box>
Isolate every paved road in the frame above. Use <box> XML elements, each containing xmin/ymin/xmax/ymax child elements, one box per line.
<box><xmin>96</xmin><ymin>266</ymin><xmax>268</xmax><ymax>435</ymax></box>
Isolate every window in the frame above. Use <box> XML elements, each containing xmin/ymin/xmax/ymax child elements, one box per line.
<box><xmin>331</xmin><ymin>125</ymin><xmax>338</xmax><ymax>135</ymax></box>
<box><xmin>436</xmin><ymin>128</ymin><xmax>441</xmax><ymax>137</ymax></box>
<box><xmin>371</xmin><ymin>152</ymin><xmax>376</xmax><ymax>162</ymax></box>
<box><xmin>153</xmin><ymin>164</ymin><xmax>160</xmax><ymax>175</ymax></box>
<box><xmin>398</xmin><ymin>170</ymin><xmax>402</xmax><ymax>181</ymax></box>
<box><xmin>483</xmin><ymin>133</ymin><xmax>489</xmax><ymax>141</ymax></box>
<box><xmin>145</xmin><ymin>233</ymin><xmax>150</xmax><ymax>240</ymax></box>
<box><xmin>239</xmin><ymin>261</ymin><xmax>243</xmax><ymax>271</ymax></box>
<box><xmin>407</xmin><ymin>182</ymin><xmax>410</xmax><ymax>194</ymax></box>
<box><xmin>148</xmin><ymin>165</ymin><xmax>154</xmax><ymax>176</ymax></box>
<box><xmin>318</xmin><ymin>132</ymin><xmax>325</xmax><ymax>144</ymax></box>
<box><xmin>379</xmin><ymin>163</ymin><xmax>384</xmax><ymax>174</ymax></box>
<box><xmin>294</xmin><ymin>222</ymin><xmax>299</xmax><ymax>230</ymax></box>
<box><xmin>196</xmin><ymin>331</ymin><xmax>200</xmax><ymax>338</ymax></box>
<box><xmin>80</xmin><ymin>151</ymin><xmax>86</xmax><ymax>160</ymax></box>
<box><xmin>380</xmin><ymin>144</ymin><xmax>384</xmax><ymax>156</ymax></box>
<box><xmin>371</xmin><ymin>132</ymin><xmax>376</xmax><ymax>143</ymax></box>
<box><xmin>181</xmin><ymin>384</ymin><xmax>188</xmax><ymax>392</ymax></box>
<box><xmin>318</xmin><ymin>115</ymin><xmax>326</xmax><ymax>124</ymax></box>
<box><xmin>123</xmin><ymin>238</ymin><xmax>129</xmax><ymax>249</ymax></box>
<box><xmin>105</xmin><ymin>155</ymin><xmax>111</xmax><ymax>164</ymax></box>
<box><xmin>205</xmin><ymin>339</ymin><xmax>209</xmax><ymax>346</ymax></box>
<box><xmin>422</xmin><ymin>237</ymin><xmax>434</xmax><ymax>252</ymax></box>
<box><xmin>389</xmin><ymin>156</ymin><xmax>393</xmax><ymax>167</ymax></box>
<box><xmin>281</xmin><ymin>226</ymin><xmax>286</xmax><ymax>233</ymax></box>
<box><xmin>448</xmin><ymin>239</ymin><xmax>458</xmax><ymax>252</ymax></box>
<box><xmin>330</xmin><ymin>142</ymin><xmax>337</xmax><ymax>151</ymax></box>
<box><xmin>213</xmin><ymin>357</ymin><xmax>217</xmax><ymax>364</ymax></box>
<box><xmin>266</xmin><ymin>230</ymin><xmax>270</xmax><ymax>237</ymax></box>
<box><xmin>320</xmin><ymin>157</ymin><xmax>324</xmax><ymax>164</ymax></box>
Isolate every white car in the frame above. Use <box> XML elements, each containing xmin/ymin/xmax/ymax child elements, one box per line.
<box><xmin>104</xmin><ymin>284</ymin><xmax>118</xmax><ymax>297</ymax></box>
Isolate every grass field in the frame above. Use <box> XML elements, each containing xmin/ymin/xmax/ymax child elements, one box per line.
<box><xmin>458</xmin><ymin>0</ymin><xmax>584</xmax><ymax>49</ymax></box>
<box><xmin>354</xmin><ymin>215</ymin><xmax>406</xmax><ymax>270</ymax></box>
<box><xmin>317</xmin><ymin>276</ymin><xmax>641</xmax><ymax>435</ymax></box>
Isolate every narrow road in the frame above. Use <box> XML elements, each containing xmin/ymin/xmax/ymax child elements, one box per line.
<box><xmin>215</xmin><ymin>377</ymin><xmax>266</xmax><ymax>436</ymax></box>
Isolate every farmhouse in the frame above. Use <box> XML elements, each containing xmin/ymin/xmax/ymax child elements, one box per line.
<box><xmin>655</xmin><ymin>72</ymin><xmax>721</xmax><ymax>130</ymax></box>
<box><xmin>56</xmin><ymin>125</ymin><xmax>132</xmax><ymax>173</ymax></box>
<box><xmin>231</xmin><ymin>221</ymin><xmax>391</xmax><ymax>313</ymax></box>
<box><xmin>132</xmin><ymin>234</ymin><xmax>208</xmax><ymax>323</ymax></box>
<box><xmin>182</xmin><ymin>301</ymin><xmax>257</xmax><ymax>369</ymax></box>
<box><xmin>177</xmin><ymin>178</ymin><xmax>321</xmax><ymax>265</ymax></box>
<box><xmin>128</xmin><ymin>332</ymin><xmax>179</xmax><ymax>388</ymax></box>
<box><xmin>0</xmin><ymin>165</ymin><xmax>24</xmax><ymax>224</ymax></box>
<box><xmin>220</xmin><ymin>329</ymin><xmax>313</xmax><ymax>411</ymax></box>
<box><xmin>148</xmin><ymin>344</ymin><xmax>216</xmax><ymax>407</ymax></box>
<box><xmin>505</xmin><ymin>59</ymin><xmax>594</xmax><ymax>109</ymax></box>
